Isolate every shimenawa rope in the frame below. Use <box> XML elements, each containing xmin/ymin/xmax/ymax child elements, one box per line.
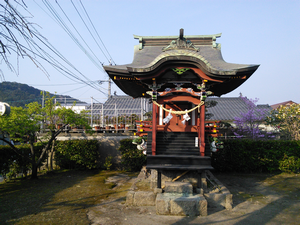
<box><xmin>152</xmin><ymin>100</ymin><xmax>204</xmax><ymax>115</ymax></box>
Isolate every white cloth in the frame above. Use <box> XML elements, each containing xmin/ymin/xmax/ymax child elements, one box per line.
<box><xmin>163</xmin><ymin>109</ymin><xmax>173</xmax><ymax>124</ymax></box>
<box><xmin>181</xmin><ymin>110</ymin><xmax>190</xmax><ymax>125</ymax></box>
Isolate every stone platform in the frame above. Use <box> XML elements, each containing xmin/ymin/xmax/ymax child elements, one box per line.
<box><xmin>126</xmin><ymin>169</ymin><xmax>232</xmax><ymax>216</ymax></box>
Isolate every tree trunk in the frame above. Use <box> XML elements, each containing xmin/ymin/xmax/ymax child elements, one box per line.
<box><xmin>50</xmin><ymin>139</ymin><xmax>55</xmax><ymax>171</ymax></box>
<box><xmin>30</xmin><ymin>143</ymin><xmax>38</xmax><ymax>179</ymax></box>
<box><xmin>31</xmin><ymin>160</ymin><xmax>38</xmax><ymax>179</ymax></box>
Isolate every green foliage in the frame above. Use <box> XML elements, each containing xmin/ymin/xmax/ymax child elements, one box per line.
<box><xmin>212</xmin><ymin>140</ymin><xmax>300</xmax><ymax>173</ymax></box>
<box><xmin>0</xmin><ymin>143</ymin><xmax>46</xmax><ymax>181</ymax></box>
<box><xmin>0</xmin><ymin>93</ymin><xmax>91</xmax><ymax>179</ymax></box>
<box><xmin>0</xmin><ymin>145</ymin><xmax>17</xmax><ymax>180</ymax></box>
<box><xmin>279</xmin><ymin>154</ymin><xmax>300</xmax><ymax>173</ymax></box>
<box><xmin>104</xmin><ymin>156</ymin><xmax>113</xmax><ymax>170</ymax></box>
<box><xmin>118</xmin><ymin>138</ymin><xmax>146</xmax><ymax>172</ymax></box>
<box><xmin>55</xmin><ymin>140</ymin><xmax>100</xmax><ymax>170</ymax></box>
<box><xmin>266</xmin><ymin>103</ymin><xmax>300</xmax><ymax>140</ymax></box>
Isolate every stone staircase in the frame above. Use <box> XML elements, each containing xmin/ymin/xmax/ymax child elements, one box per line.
<box><xmin>156</xmin><ymin>182</ymin><xmax>207</xmax><ymax>216</ymax></box>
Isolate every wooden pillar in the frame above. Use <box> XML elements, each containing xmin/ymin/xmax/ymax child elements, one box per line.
<box><xmin>197</xmin><ymin>114</ymin><xmax>201</xmax><ymax>153</ymax></box>
<box><xmin>152</xmin><ymin>102</ymin><xmax>157</xmax><ymax>155</ymax></box>
<box><xmin>157</xmin><ymin>170</ymin><xmax>161</xmax><ymax>188</ymax></box>
<box><xmin>200</xmin><ymin>104</ymin><xmax>205</xmax><ymax>156</ymax></box>
<box><xmin>197</xmin><ymin>170</ymin><xmax>207</xmax><ymax>190</ymax></box>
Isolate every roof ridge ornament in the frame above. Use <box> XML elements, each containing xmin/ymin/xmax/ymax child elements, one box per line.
<box><xmin>162</xmin><ymin>28</ymin><xmax>199</xmax><ymax>52</ymax></box>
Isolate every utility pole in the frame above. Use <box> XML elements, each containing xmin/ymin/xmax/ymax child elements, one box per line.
<box><xmin>108</xmin><ymin>78</ymin><xmax>111</xmax><ymax>98</ymax></box>
<box><xmin>91</xmin><ymin>97</ymin><xmax>93</xmax><ymax>127</ymax></box>
<box><xmin>41</xmin><ymin>91</ymin><xmax>45</xmax><ymax>132</ymax></box>
<box><xmin>98</xmin><ymin>79</ymin><xmax>111</xmax><ymax>98</ymax></box>
<box><xmin>42</xmin><ymin>90</ymin><xmax>45</xmax><ymax>108</ymax></box>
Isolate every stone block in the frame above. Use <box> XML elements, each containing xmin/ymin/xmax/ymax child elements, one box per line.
<box><xmin>126</xmin><ymin>191</ymin><xmax>135</xmax><ymax>205</ymax></box>
<box><xmin>225</xmin><ymin>194</ymin><xmax>233</xmax><ymax>210</ymax></box>
<box><xmin>204</xmin><ymin>193</ymin><xmax>226</xmax><ymax>209</ymax></box>
<box><xmin>196</xmin><ymin>188</ymin><xmax>204</xmax><ymax>195</ymax></box>
<box><xmin>156</xmin><ymin>193</ymin><xmax>171</xmax><ymax>215</ymax></box>
<box><xmin>170</xmin><ymin>194</ymin><xmax>204</xmax><ymax>216</ymax></box>
<box><xmin>133</xmin><ymin>191</ymin><xmax>156</xmax><ymax>206</ymax></box>
<box><xmin>164</xmin><ymin>182</ymin><xmax>193</xmax><ymax>194</ymax></box>
<box><xmin>154</xmin><ymin>188</ymin><xmax>163</xmax><ymax>194</ymax></box>
<box><xmin>199</xmin><ymin>195</ymin><xmax>207</xmax><ymax>216</ymax></box>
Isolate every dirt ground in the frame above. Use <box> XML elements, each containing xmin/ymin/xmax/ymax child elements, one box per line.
<box><xmin>88</xmin><ymin>172</ymin><xmax>300</xmax><ymax>225</ymax></box>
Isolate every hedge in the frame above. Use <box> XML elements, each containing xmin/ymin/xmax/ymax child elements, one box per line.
<box><xmin>118</xmin><ymin>138</ymin><xmax>146</xmax><ymax>172</ymax></box>
<box><xmin>0</xmin><ymin>143</ymin><xmax>46</xmax><ymax>179</ymax></box>
<box><xmin>55</xmin><ymin>140</ymin><xmax>100</xmax><ymax>170</ymax></box>
<box><xmin>212</xmin><ymin>140</ymin><xmax>300</xmax><ymax>173</ymax></box>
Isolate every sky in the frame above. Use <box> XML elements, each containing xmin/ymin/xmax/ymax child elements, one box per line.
<box><xmin>1</xmin><ymin>0</ymin><xmax>300</xmax><ymax>105</ymax></box>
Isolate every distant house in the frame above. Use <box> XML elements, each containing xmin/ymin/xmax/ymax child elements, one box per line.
<box><xmin>54</xmin><ymin>97</ymin><xmax>88</xmax><ymax>114</ymax></box>
<box><xmin>206</xmin><ymin>97</ymin><xmax>274</xmax><ymax>136</ymax></box>
<box><xmin>86</xmin><ymin>95</ymin><xmax>151</xmax><ymax>127</ymax></box>
<box><xmin>206</xmin><ymin>97</ymin><xmax>272</xmax><ymax>122</ymax></box>
<box><xmin>270</xmin><ymin>100</ymin><xmax>298</xmax><ymax>109</ymax></box>
<box><xmin>54</xmin><ymin>95</ymin><xmax>276</xmax><ymax>134</ymax></box>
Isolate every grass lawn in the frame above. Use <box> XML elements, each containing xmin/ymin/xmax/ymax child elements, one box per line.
<box><xmin>0</xmin><ymin>170</ymin><xmax>137</xmax><ymax>224</ymax></box>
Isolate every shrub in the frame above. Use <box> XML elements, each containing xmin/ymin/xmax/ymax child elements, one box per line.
<box><xmin>0</xmin><ymin>143</ymin><xmax>45</xmax><ymax>181</ymax></box>
<box><xmin>104</xmin><ymin>155</ymin><xmax>113</xmax><ymax>170</ymax></box>
<box><xmin>279</xmin><ymin>154</ymin><xmax>300</xmax><ymax>173</ymax></box>
<box><xmin>212</xmin><ymin>139</ymin><xmax>300</xmax><ymax>173</ymax></box>
<box><xmin>55</xmin><ymin>140</ymin><xmax>99</xmax><ymax>170</ymax></box>
<box><xmin>118</xmin><ymin>138</ymin><xmax>146</xmax><ymax>172</ymax></box>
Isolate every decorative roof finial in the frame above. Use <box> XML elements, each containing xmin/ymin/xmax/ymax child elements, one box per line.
<box><xmin>180</xmin><ymin>28</ymin><xmax>184</xmax><ymax>40</ymax></box>
<box><xmin>162</xmin><ymin>29</ymin><xmax>199</xmax><ymax>52</ymax></box>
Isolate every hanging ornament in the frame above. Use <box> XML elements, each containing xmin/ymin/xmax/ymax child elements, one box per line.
<box><xmin>163</xmin><ymin>109</ymin><xmax>173</xmax><ymax>124</ymax></box>
<box><xmin>152</xmin><ymin>91</ymin><xmax>157</xmax><ymax>100</ymax></box>
<box><xmin>200</xmin><ymin>91</ymin><xmax>207</xmax><ymax>101</ymax></box>
<box><xmin>211</xmin><ymin>141</ymin><xmax>217</xmax><ymax>152</ymax></box>
<box><xmin>181</xmin><ymin>110</ymin><xmax>190</xmax><ymax>125</ymax></box>
<box><xmin>132</xmin><ymin>138</ymin><xmax>147</xmax><ymax>155</ymax></box>
<box><xmin>210</xmin><ymin>137</ymin><xmax>224</xmax><ymax>153</ymax></box>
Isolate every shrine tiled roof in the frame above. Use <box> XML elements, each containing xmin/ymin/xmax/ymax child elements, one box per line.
<box><xmin>104</xmin><ymin>32</ymin><xmax>258</xmax><ymax>76</ymax></box>
<box><xmin>206</xmin><ymin>97</ymin><xmax>272</xmax><ymax>121</ymax></box>
<box><xmin>103</xmin><ymin>30</ymin><xmax>259</xmax><ymax>98</ymax></box>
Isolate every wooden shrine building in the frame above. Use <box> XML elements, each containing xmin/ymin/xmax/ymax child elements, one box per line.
<box><xmin>104</xmin><ymin>29</ymin><xmax>259</xmax><ymax>187</ymax></box>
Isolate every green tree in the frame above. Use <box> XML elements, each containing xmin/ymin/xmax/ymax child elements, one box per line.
<box><xmin>266</xmin><ymin>103</ymin><xmax>300</xmax><ymax>140</ymax></box>
<box><xmin>0</xmin><ymin>94</ymin><xmax>90</xmax><ymax>179</ymax></box>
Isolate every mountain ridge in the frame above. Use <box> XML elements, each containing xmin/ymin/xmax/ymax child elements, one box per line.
<box><xmin>0</xmin><ymin>81</ymin><xmax>86</xmax><ymax>107</ymax></box>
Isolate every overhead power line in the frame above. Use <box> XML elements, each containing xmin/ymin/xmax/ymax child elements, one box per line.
<box><xmin>78</xmin><ymin>0</ymin><xmax>116</xmax><ymax>65</ymax></box>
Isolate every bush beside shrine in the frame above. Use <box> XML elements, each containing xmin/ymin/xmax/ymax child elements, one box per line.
<box><xmin>118</xmin><ymin>138</ymin><xmax>146</xmax><ymax>172</ymax></box>
<box><xmin>212</xmin><ymin>140</ymin><xmax>300</xmax><ymax>173</ymax></box>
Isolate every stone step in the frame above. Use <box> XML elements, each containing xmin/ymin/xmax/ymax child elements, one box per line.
<box><xmin>156</xmin><ymin>193</ymin><xmax>207</xmax><ymax>216</ymax></box>
<box><xmin>164</xmin><ymin>181</ymin><xmax>193</xmax><ymax>194</ymax></box>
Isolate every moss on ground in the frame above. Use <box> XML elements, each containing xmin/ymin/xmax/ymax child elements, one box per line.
<box><xmin>0</xmin><ymin>170</ymin><xmax>136</xmax><ymax>225</ymax></box>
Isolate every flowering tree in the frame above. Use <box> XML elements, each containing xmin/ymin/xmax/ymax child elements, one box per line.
<box><xmin>233</xmin><ymin>96</ymin><xmax>268</xmax><ymax>139</ymax></box>
<box><xmin>266</xmin><ymin>103</ymin><xmax>300</xmax><ymax>140</ymax></box>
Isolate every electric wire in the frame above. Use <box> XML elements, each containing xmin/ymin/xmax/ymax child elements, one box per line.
<box><xmin>21</xmin><ymin>9</ymin><xmax>106</xmax><ymax>93</ymax></box>
<box><xmin>42</xmin><ymin>0</ymin><xmax>105</xmax><ymax>73</ymax></box>
<box><xmin>71</xmin><ymin>0</ymin><xmax>110</xmax><ymax>64</ymax></box>
<box><xmin>5</xmin><ymin>1</ymin><xmax>113</xmax><ymax>98</ymax></box>
<box><xmin>78</xmin><ymin>0</ymin><xmax>116</xmax><ymax>65</ymax></box>
<box><xmin>56</xmin><ymin>0</ymin><xmax>106</xmax><ymax>71</ymax></box>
